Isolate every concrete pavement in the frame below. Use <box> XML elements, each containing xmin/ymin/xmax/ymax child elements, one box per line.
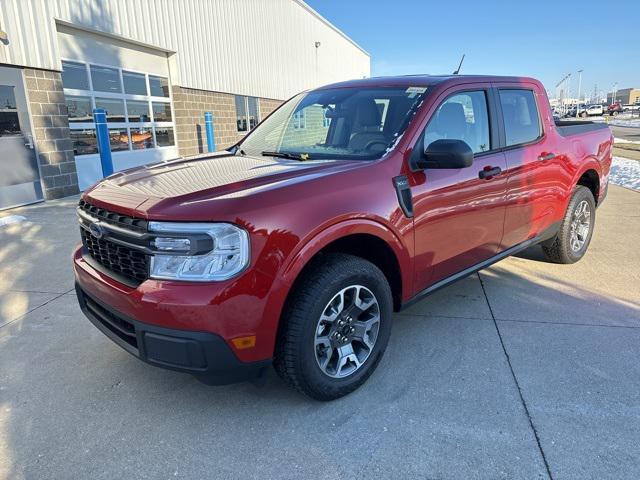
<box><xmin>1</xmin><ymin>186</ymin><xmax>639</xmax><ymax>479</ymax></box>
<box><xmin>611</xmin><ymin>124</ymin><xmax>640</xmax><ymax>142</ymax></box>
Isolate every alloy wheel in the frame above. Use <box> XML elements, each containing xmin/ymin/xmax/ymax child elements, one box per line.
<box><xmin>570</xmin><ymin>199</ymin><xmax>591</xmax><ymax>252</ymax></box>
<box><xmin>314</xmin><ymin>285</ymin><xmax>380</xmax><ymax>378</ymax></box>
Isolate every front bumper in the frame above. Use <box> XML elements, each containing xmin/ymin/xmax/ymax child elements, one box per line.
<box><xmin>75</xmin><ymin>284</ymin><xmax>271</xmax><ymax>385</ymax></box>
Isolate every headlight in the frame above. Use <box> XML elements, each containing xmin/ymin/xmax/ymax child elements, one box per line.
<box><xmin>148</xmin><ymin>222</ymin><xmax>249</xmax><ymax>282</ymax></box>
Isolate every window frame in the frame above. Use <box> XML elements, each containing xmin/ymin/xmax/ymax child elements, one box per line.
<box><xmin>61</xmin><ymin>59</ymin><xmax>176</xmax><ymax>156</ymax></box>
<box><xmin>494</xmin><ymin>87</ymin><xmax>545</xmax><ymax>150</ymax></box>
<box><xmin>235</xmin><ymin>95</ymin><xmax>261</xmax><ymax>133</ymax></box>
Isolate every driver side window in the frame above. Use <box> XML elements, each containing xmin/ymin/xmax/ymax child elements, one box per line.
<box><xmin>424</xmin><ymin>91</ymin><xmax>490</xmax><ymax>154</ymax></box>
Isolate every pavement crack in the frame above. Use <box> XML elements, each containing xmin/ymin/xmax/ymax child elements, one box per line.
<box><xmin>0</xmin><ymin>288</ymin><xmax>74</xmax><ymax>330</ymax></box>
<box><xmin>477</xmin><ymin>272</ymin><xmax>554</xmax><ymax>480</ymax></box>
<box><xmin>496</xmin><ymin>317</ymin><xmax>640</xmax><ymax>330</ymax></box>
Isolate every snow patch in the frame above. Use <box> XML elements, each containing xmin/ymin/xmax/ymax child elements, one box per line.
<box><xmin>0</xmin><ymin>215</ymin><xmax>27</xmax><ymax>227</ymax></box>
<box><xmin>609</xmin><ymin>118</ymin><xmax>640</xmax><ymax>128</ymax></box>
<box><xmin>615</xmin><ymin>138</ymin><xmax>640</xmax><ymax>144</ymax></box>
<box><xmin>609</xmin><ymin>157</ymin><xmax>640</xmax><ymax>191</ymax></box>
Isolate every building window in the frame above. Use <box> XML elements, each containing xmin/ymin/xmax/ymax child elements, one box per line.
<box><xmin>293</xmin><ymin>110</ymin><xmax>306</xmax><ymax>129</ymax></box>
<box><xmin>65</xmin><ymin>96</ymin><xmax>93</xmax><ymax>123</ymax></box>
<box><xmin>248</xmin><ymin>97</ymin><xmax>259</xmax><ymax>129</ymax></box>
<box><xmin>95</xmin><ymin>98</ymin><xmax>126</xmax><ymax>122</ymax></box>
<box><xmin>322</xmin><ymin>107</ymin><xmax>331</xmax><ymax>128</ymax></box>
<box><xmin>61</xmin><ymin>61</ymin><xmax>89</xmax><ymax>90</ymax></box>
<box><xmin>123</xmin><ymin>71</ymin><xmax>147</xmax><ymax>96</ymax></box>
<box><xmin>130</xmin><ymin>128</ymin><xmax>154</xmax><ymax>149</ymax></box>
<box><xmin>90</xmin><ymin>65</ymin><xmax>122</xmax><ymax>93</ymax></box>
<box><xmin>152</xmin><ymin>102</ymin><xmax>172</xmax><ymax>122</ymax></box>
<box><xmin>0</xmin><ymin>85</ymin><xmax>21</xmax><ymax>135</ymax></box>
<box><xmin>126</xmin><ymin>100</ymin><xmax>151</xmax><ymax>122</ymax></box>
<box><xmin>155</xmin><ymin>127</ymin><xmax>175</xmax><ymax>147</ymax></box>
<box><xmin>235</xmin><ymin>95</ymin><xmax>260</xmax><ymax>132</ymax></box>
<box><xmin>61</xmin><ymin>60</ymin><xmax>175</xmax><ymax>156</ymax></box>
<box><xmin>149</xmin><ymin>75</ymin><xmax>170</xmax><ymax>97</ymax></box>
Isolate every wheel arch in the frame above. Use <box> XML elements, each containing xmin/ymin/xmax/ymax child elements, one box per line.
<box><xmin>278</xmin><ymin>220</ymin><xmax>411</xmax><ymax>313</ymax></box>
<box><xmin>574</xmin><ymin>165</ymin><xmax>601</xmax><ymax>205</ymax></box>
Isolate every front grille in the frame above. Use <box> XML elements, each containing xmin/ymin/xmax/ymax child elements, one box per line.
<box><xmin>84</xmin><ymin>294</ymin><xmax>138</xmax><ymax>350</ymax></box>
<box><xmin>78</xmin><ymin>199</ymin><xmax>148</xmax><ymax>233</ymax></box>
<box><xmin>81</xmin><ymin>226</ymin><xmax>149</xmax><ymax>284</ymax></box>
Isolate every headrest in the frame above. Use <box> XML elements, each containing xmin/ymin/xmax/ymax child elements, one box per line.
<box><xmin>438</xmin><ymin>102</ymin><xmax>466</xmax><ymax>138</ymax></box>
<box><xmin>354</xmin><ymin>98</ymin><xmax>382</xmax><ymax>128</ymax></box>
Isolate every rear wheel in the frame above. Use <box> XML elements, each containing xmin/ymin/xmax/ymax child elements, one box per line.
<box><xmin>274</xmin><ymin>253</ymin><xmax>393</xmax><ymax>401</ymax></box>
<box><xmin>542</xmin><ymin>185</ymin><xmax>596</xmax><ymax>264</ymax></box>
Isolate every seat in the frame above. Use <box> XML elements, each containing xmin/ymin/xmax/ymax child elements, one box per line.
<box><xmin>348</xmin><ymin>98</ymin><xmax>387</xmax><ymax>151</ymax></box>
<box><xmin>436</xmin><ymin>102</ymin><xmax>467</xmax><ymax>141</ymax></box>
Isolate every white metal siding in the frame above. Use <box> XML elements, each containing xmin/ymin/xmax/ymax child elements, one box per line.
<box><xmin>0</xmin><ymin>0</ymin><xmax>370</xmax><ymax>100</ymax></box>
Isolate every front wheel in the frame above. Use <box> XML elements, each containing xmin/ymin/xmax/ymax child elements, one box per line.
<box><xmin>274</xmin><ymin>253</ymin><xmax>393</xmax><ymax>400</ymax></box>
<box><xmin>542</xmin><ymin>185</ymin><xmax>596</xmax><ymax>264</ymax></box>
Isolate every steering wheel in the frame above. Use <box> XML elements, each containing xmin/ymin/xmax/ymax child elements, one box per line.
<box><xmin>363</xmin><ymin>140</ymin><xmax>388</xmax><ymax>151</ymax></box>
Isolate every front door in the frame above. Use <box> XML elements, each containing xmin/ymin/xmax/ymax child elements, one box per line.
<box><xmin>0</xmin><ymin>66</ymin><xmax>43</xmax><ymax>210</ymax></box>
<box><xmin>409</xmin><ymin>87</ymin><xmax>508</xmax><ymax>291</ymax></box>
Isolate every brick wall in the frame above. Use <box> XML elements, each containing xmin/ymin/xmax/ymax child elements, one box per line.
<box><xmin>259</xmin><ymin>98</ymin><xmax>282</xmax><ymax>119</ymax></box>
<box><xmin>172</xmin><ymin>86</ymin><xmax>283</xmax><ymax>158</ymax></box>
<box><xmin>24</xmin><ymin>69</ymin><xmax>79</xmax><ymax>199</ymax></box>
<box><xmin>281</xmin><ymin>106</ymin><xmax>328</xmax><ymax>147</ymax></box>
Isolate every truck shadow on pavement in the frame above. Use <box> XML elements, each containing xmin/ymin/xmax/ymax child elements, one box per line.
<box><xmin>2</xmin><ymin>262</ymin><xmax>639</xmax><ymax>479</ymax></box>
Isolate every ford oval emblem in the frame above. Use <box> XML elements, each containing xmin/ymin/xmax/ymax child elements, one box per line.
<box><xmin>89</xmin><ymin>222</ymin><xmax>104</xmax><ymax>239</ymax></box>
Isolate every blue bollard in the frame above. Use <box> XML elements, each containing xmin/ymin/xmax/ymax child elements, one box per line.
<box><xmin>204</xmin><ymin>112</ymin><xmax>216</xmax><ymax>152</ymax></box>
<box><xmin>93</xmin><ymin>108</ymin><xmax>113</xmax><ymax>177</ymax></box>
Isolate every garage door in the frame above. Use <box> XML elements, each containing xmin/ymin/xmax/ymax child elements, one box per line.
<box><xmin>57</xmin><ymin>25</ymin><xmax>179</xmax><ymax>190</ymax></box>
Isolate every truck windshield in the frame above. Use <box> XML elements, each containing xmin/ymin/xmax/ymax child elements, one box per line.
<box><xmin>237</xmin><ymin>86</ymin><xmax>428</xmax><ymax>161</ymax></box>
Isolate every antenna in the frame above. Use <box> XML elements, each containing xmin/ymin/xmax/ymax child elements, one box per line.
<box><xmin>453</xmin><ymin>54</ymin><xmax>465</xmax><ymax>75</ymax></box>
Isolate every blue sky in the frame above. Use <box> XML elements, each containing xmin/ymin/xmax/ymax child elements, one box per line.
<box><xmin>305</xmin><ymin>0</ymin><xmax>639</xmax><ymax>99</ymax></box>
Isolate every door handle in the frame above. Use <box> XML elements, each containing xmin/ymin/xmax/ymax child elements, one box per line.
<box><xmin>478</xmin><ymin>166</ymin><xmax>502</xmax><ymax>180</ymax></box>
<box><xmin>538</xmin><ymin>153</ymin><xmax>555</xmax><ymax>161</ymax></box>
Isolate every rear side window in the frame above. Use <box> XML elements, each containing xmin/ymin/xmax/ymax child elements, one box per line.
<box><xmin>499</xmin><ymin>89</ymin><xmax>541</xmax><ymax>146</ymax></box>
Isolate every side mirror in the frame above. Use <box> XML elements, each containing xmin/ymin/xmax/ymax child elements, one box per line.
<box><xmin>415</xmin><ymin>139</ymin><xmax>474</xmax><ymax>170</ymax></box>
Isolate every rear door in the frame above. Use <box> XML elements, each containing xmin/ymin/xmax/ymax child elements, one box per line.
<box><xmin>495</xmin><ymin>85</ymin><xmax>564</xmax><ymax>248</ymax></box>
<box><xmin>409</xmin><ymin>85</ymin><xmax>508</xmax><ymax>289</ymax></box>
<box><xmin>0</xmin><ymin>66</ymin><xmax>43</xmax><ymax>210</ymax></box>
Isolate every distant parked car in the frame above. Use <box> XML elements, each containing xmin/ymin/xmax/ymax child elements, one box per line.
<box><xmin>579</xmin><ymin>104</ymin><xmax>605</xmax><ymax>117</ymax></box>
<box><xmin>565</xmin><ymin>105</ymin><xmax>580</xmax><ymax>117</ymax></box>
<box><xmin>607</xmin><ymin>103</ymin><xmax>624</xmax><ymax>116</ymax></box>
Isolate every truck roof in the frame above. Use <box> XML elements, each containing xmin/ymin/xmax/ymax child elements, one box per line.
<box><xmin>317</xmin><ymin>74</ymin><xmax>540</xmax><ymax>90</ymax></box>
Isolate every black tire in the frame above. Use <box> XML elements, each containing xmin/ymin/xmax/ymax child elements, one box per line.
<box><xmin>581</xmin><ymin>111</ymin><xmax>588</xmax><ymax>118</ymax></box>
<box><xmin>541</xmin><ymin>185</ymin><xmax>596</xmax><ymax>264</ymax></box>
<box><xmin>274</xmin><ymin>253</ymin><xmax>393</xmax><ymax>401</ymax></box>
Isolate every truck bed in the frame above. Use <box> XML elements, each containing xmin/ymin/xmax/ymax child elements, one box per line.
<box><xmin>555</xmin><ymin>120</ymin><xmax>610</xmax><ymax>137</ymax></box>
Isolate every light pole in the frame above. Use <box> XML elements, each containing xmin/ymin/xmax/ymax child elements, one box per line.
<box><xmin>576</xmin><ymin>70</ymin><xmax>583</xmax><ymax>118</ymax></box>
<box><xmin>566</xmin><ymin>74</ymin><xmax>572</xmax><ymax>115</ymax></box>
<box><xmin>612</xmin><ymin>82</ymin><xmax>618</xmax><ymax>105</ymax></box>
<box><xmin>555</xmin><ymin>73</ymin><xmax>571</xmax><ymax>116</ymax></box>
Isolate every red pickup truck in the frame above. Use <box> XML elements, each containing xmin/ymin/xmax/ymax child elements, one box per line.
<box><xmin>74</xmin><ymin>75</ymin><xmax>612</xmax><ymax>400</ymax></box>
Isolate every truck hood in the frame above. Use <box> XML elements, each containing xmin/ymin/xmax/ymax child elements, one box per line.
<box><xmin>85</xmin><ymin>152</ymin><xmax>362</xmax><ymax>217</ymax></box>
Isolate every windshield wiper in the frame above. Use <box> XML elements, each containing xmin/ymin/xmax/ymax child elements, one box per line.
<box><xmin>261</xmin><ymin>151</ymin><xmax>310</xmax><ymax>161</ymax></box>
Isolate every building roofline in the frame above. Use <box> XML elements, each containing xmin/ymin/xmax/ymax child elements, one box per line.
<box><xmin>293</xmin><ymin>0</ymin><xmax>369</xmax><ymax>57</ymax></box>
